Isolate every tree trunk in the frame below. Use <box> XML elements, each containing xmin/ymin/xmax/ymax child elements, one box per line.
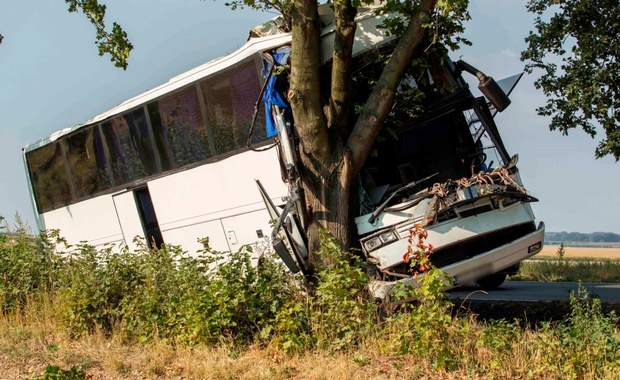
<box><xmin>288</xmin><ymin>0</ymin><xmax>437</xmax><ymax>271</ymax></box>
<box><xmin>302</xmin><ymin>147</ymin><xmax>355</xmax><ymax>270</ymax></box>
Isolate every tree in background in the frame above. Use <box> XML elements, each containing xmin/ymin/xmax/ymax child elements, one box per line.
<box><xmin>521</xmin><ymin>0</ymin><xmax>620</xmax><ymax>161</ymax></box>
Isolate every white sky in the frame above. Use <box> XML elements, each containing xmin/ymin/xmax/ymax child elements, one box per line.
<box><xmin>1</xmin><ymin>0</ymin><xmax>618</xmax><ymax>233</ymax></box>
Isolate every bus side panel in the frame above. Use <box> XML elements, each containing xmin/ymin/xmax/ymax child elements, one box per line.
<box><xmin>147</xmin><ymin>149</ymin><xmax>287</xmax><ymax>252</ymax></box>
<box><xmin>160</xmin><ymin>220</ymin><xmax>230</xmax><ymax>254</ymax></box>
<box><xmin>221</xmin><ymin>209</ymin><xmax>274</xmax><ymax>253</ymax></box>
<box><xmin>39</xmin><ymin>194</ymin><xmax>124</xmax><ymax>249</ymax></box>
<box><xmin>112</xmin><ymin>190</ymin><xmax>147</xmax><ymax>252</ymax></box>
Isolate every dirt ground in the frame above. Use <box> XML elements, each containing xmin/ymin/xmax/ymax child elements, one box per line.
<box><xmin>537</xmin><ymin>245</ymin><xmax>620</xmax><ymax>260</ymax></box>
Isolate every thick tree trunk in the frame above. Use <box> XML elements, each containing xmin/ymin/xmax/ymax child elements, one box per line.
<box><xmin>303</xmin><ymin>147</ymin><xmax>355</xmax><ymax>270</ymax></box>
<box><xmin>288</xmin><ymin>0</ymin><xmax>437</xmax><ymax>271</ymax></box>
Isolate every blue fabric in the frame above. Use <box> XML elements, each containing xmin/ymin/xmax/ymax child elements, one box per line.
<box><xmin>263</xmin><ymin>49</ymin><xmax>291</xmax><ymax>137</ymax></box>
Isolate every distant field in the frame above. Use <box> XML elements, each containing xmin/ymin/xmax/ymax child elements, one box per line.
<box><xmin>537</xmin><ymin>245</ymin><xmax>620</xmax><ymax>260</ymax></box>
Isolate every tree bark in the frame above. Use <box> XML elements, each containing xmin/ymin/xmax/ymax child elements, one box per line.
<box><xmin>329</xmin><ymin>0</ymin><xmax>357</xmax><ymax>138</ymax></box>
<box><xmin>288</xmin><ymin>0</ymin><xmax>438</xmax><ymax>268</ymax></box>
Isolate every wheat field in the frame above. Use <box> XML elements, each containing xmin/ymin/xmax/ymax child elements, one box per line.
<box><xmin>537</xmin><ymin>245</ymin><xmax>620</xmax><ymax>260</ymax></box>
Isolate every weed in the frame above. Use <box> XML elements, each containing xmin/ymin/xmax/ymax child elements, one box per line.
<box><xmin>557</xmin><ymin>242</ymin><xmax>566</xmax><ymax>259</ymax></box>
<box><xmin>0</xmin><ymin>216</ymin><xmax>63</xmax><ymax>312</ymax></box>
<box><xmin>33</xmin><ymin>365</ymin><xmax>86</xmax><ymax>380</ymax></box>
<box><xmin>269</xmin><ymin>231</ymin><xmax>376</xmax><ymax>352</ymax></box>
<box><xmin>531</xmin><ymin>286</ymin><xmax>620</xmax><ymax>379</ymax></box>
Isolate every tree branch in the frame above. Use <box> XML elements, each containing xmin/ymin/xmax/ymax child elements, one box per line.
<box><xmin>65</xmin><ymin>0</ymin><xmax>133</xmax><ymax>69</ymax></box>
<box><xmin>289</xmin><ymin>0</ymin><xmax>331</xmax><ymax>166</ymax></box>
<box><xmin>347</xmin><ymin>0</ymin><xmax>437</xmax><ymax>173</ymax></box>
<box><xmin>329</xmin><ymin>0</ymin><xmax>357</xmax><ymax>138</ymax></box>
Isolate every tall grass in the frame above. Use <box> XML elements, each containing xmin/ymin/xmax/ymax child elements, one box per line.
<box><xmin>1</xmin><ymin>215</ymin><xmax>619</xmax><ymax>379</ymax></box>
<box><xmin>513</xmin><ymin>258</ymin><xmax>620</xmax><ymax>282</ymax></box>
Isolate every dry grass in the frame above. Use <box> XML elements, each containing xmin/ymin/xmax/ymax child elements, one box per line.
<box><xmin>0</xmin><ymin>326</ymin><xmax>462</xmax><ymax>379</ymax></box>
<box><xmin>0</xmin><ymin>296</ymin><xmax>442</xmax><ymax>379</ymax></box>
<box><xmin>537</xmin><ymin>245</ymin><xmax>620</xmax><ymax>260</ymax></box>
<box><xmin>1</xmin><ymin>296</ymin><xmax>619</xmax><ymax>380</ymax></box>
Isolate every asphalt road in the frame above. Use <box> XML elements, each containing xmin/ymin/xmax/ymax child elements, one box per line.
<box><xmin>448</xmin><ymin>281</ymin><xmax>620</xmax><ymax>304</ymax></box>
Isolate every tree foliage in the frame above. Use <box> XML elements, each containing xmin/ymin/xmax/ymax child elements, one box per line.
<box><xmin>521</xmin><ymin>0</ymin><xmax>620</xmax><ymax>160</ymax></box>
<box><xmin>546</xmin><ymin>231</ymin><xmax>620</xmax><ymax>243</ymax></box>
<box><xmin>65</xmin><ymin>0</ymin><xmax>133</xmax><ymax>69</ymax></box>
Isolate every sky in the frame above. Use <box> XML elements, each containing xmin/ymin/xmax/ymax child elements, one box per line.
<box><xmin>0</xmin><ymin>0</ymin><xmax>618</xmax><ymax>234</ymax></box>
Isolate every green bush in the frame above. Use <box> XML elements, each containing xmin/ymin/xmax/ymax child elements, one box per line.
<box><xmin>382</xmin><ymin>268</ymin><xmax>457</xmax><ymax>369</ymax></box>
<box><xmin>59</xmin><ymin>237</ymin><xmax>295</xmax><ymax>345</ymax></box>
<box><xmin>163</xmin><ymin>240</ymin><xmax>296</xmax><ymax>345</ymax></box>
<box><xmin>310</xmin><ymin>232</ymin><xmax>376</xmax><ymax>351</ymax></box>
<box><xmin>0</xmin><ymin>216</ymin><xmax>64</xmax><ymax>312</ymax></box>
<box><xmin>269</xmin><ymin>231</ymin><xmax>376</xmax><ymax>352</ymax></box>
<box><xmin>33</xmin><ymin>365</ymin><xmax>86</xmax><ymax>380</ymax></box>
<box><xmin>534</xmin><ymin>286</ymin><xmax>620</xmax><ymax>378</ymax></box>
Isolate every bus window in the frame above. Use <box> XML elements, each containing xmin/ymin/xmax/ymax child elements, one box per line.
<box><xmin>26</xmin><ymin>141</ymin><xmax>73</xmax><ymax>213</ymax></box>
<box><xmin>101</xmin><ymin>108</ymin><xmax>159</xmax><ymax>184</ymax></box>
<box><xmin>65</xmin><ymin>126</ymin><xmax>112</xmax><ymax>199</ymax></box>
<box><xmin>148</xmin><ymin>86</ymin><xmax>211</xmax><ymax>168</ymax></box>
<box><xmin>200</xmin><ymin>57</ymin><xmax>266</xmax><ymax>155</ymax></box>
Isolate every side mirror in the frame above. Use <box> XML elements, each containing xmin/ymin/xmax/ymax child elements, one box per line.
<box><xmin>456</xmin><ymin>60</ymin><xmax>511</xmax><ymax>112</ymax></box>
<box><xmin>478</xmin><ymin>75</ymin><xmax>511</xmax><ymax>112</ymax></box>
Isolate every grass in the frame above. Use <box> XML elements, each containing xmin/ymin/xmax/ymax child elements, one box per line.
<box><xmin>1</xmin><ymin>219</ymin><xmax>619</xmax><ymax>379</ymax></box>
<box><xmin>513</xmin><ymin>257</ymin><xmax>620</xmax><ymax>283</ymax></box>
<box><xmin>1</xmin><ymin>294</ymin><xmax>619</xmax><ymax>379</ymax></box>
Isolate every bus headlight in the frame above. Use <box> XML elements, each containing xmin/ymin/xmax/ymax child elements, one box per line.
<box><xmin>379</xmin><ymin>231</ymin><xmax>397</xmax><ymax>244</ymax></box>
<box><xmin>363</xmin><ymin>229</ymin><xmax>398</xmax><ymax>252</ymax></box>
<box><xmin>364</xmin><ymin>237</ymin><xmax>382</xmax><ymax>251</ymax></box>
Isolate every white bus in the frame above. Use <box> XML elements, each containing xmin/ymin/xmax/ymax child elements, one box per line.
<box><xmin>23</xmin><ymin>5</ymin><xmax>544</xmax><ymax>296</ymax></box>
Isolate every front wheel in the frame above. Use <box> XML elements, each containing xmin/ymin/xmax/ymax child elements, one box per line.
<box><xmin>476</xmin><ymin>273</ymin><xmax>507</xmax><ymax>290</ymax></box>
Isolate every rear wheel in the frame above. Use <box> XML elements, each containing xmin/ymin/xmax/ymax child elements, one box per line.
<box><xmin>476</xmin><ymin>273</ymin><xmax>507</xmax><ymax>289</ymax></box>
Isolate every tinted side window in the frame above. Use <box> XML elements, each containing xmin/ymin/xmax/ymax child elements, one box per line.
<box><xmin>65</xmin><ymin>126</ymin><xmax>112</xmax><ymax>199</ymax></box>
<box><xmin>26</xmin><ymin>142</ymin><xmax>73</xmax><ymax>213</ymax></box>
<box><xmin>101</xmin><ymin>108</ymin><xmax>158</xmax><ymax>184</ymax></box>
<box><xmin>148</xmin><ymin>86</ymin><xmax>211</xmax><ymax>168</ymax></box>
<box><xmin>200</xmin><ymin>57</ymin><xmax>266</xmax><ymax>155</ymax></box>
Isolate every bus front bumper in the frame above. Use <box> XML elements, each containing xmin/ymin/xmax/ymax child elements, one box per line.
<box><xmin>369</xmin><ymin>221</ymin><xmax>545</xmax><ymax>299</ymax></box>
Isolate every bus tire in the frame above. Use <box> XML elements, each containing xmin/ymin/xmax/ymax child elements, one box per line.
<box><xmin>476</xmin><ymin>273</ymin><xmax>507</xmax><ymax>290</ymax></box>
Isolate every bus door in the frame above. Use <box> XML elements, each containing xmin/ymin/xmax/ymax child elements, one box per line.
<box><xmin>112</xmin><ymin>186</ymin><xmax>164</xmax><ymax>251</ymax></box>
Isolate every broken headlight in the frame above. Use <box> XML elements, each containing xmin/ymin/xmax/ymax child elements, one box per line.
<box><xmin>363</xmin><ymin>229</ymin><xmax>398</xmax><ymax>252</ymax></box>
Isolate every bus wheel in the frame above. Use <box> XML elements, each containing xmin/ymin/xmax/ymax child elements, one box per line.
<box><xmin>476</xmin><ymin>273</ymin><xmax>507</xmax><ymax>290</ymax></box>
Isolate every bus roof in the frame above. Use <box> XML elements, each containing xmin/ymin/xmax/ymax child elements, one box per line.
<box><xmin>23</xmin><ymin>32</ymin><xmax>291</xmax><ymax>153</ymax></box>
<box><xmin>24</xmin><ymin>4</ymin><xmax>390</xmax><ymax>153</ymax></box>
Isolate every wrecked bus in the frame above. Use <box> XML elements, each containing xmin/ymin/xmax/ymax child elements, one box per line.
<box><xmin>23</xmin><ymin>5</ymin><xmax>544</xmax><ymax>297</ymax></box>
<box><xmin>255</xmin><ymin>6</ymin><xmax>545</xmax><ymax>297</ymax></box>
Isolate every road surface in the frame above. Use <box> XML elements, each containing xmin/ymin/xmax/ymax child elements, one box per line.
<box><xmin>448</xmin><ymin>281</ymin><xmax>620</xmax><ymax>304</ymax></box>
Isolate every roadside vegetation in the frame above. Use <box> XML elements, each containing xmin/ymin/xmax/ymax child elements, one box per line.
<box><xmin>1</xmin><ymin>215</ymin><xmax>619</xmax><ymax>379</ymax></box>
<box><xmin>512</xmin><ymin>244</ymin><xmax>620</xmax><ymax>283</ymax></box>
<box><xmin>513</xmin><ymin>258</ymin><xmax>620</xmax><ymax>283</ymax></box>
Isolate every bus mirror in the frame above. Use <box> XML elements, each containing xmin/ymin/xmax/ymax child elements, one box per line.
<box><xmin>455</xmin><ymin>60</ymin><xmax>511</xmax><ymax>112</ymax></box>
<box><xmin>478</xmin><ymin>76</ymin><xmax>511</xmax><ymax>112</ymax></box>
